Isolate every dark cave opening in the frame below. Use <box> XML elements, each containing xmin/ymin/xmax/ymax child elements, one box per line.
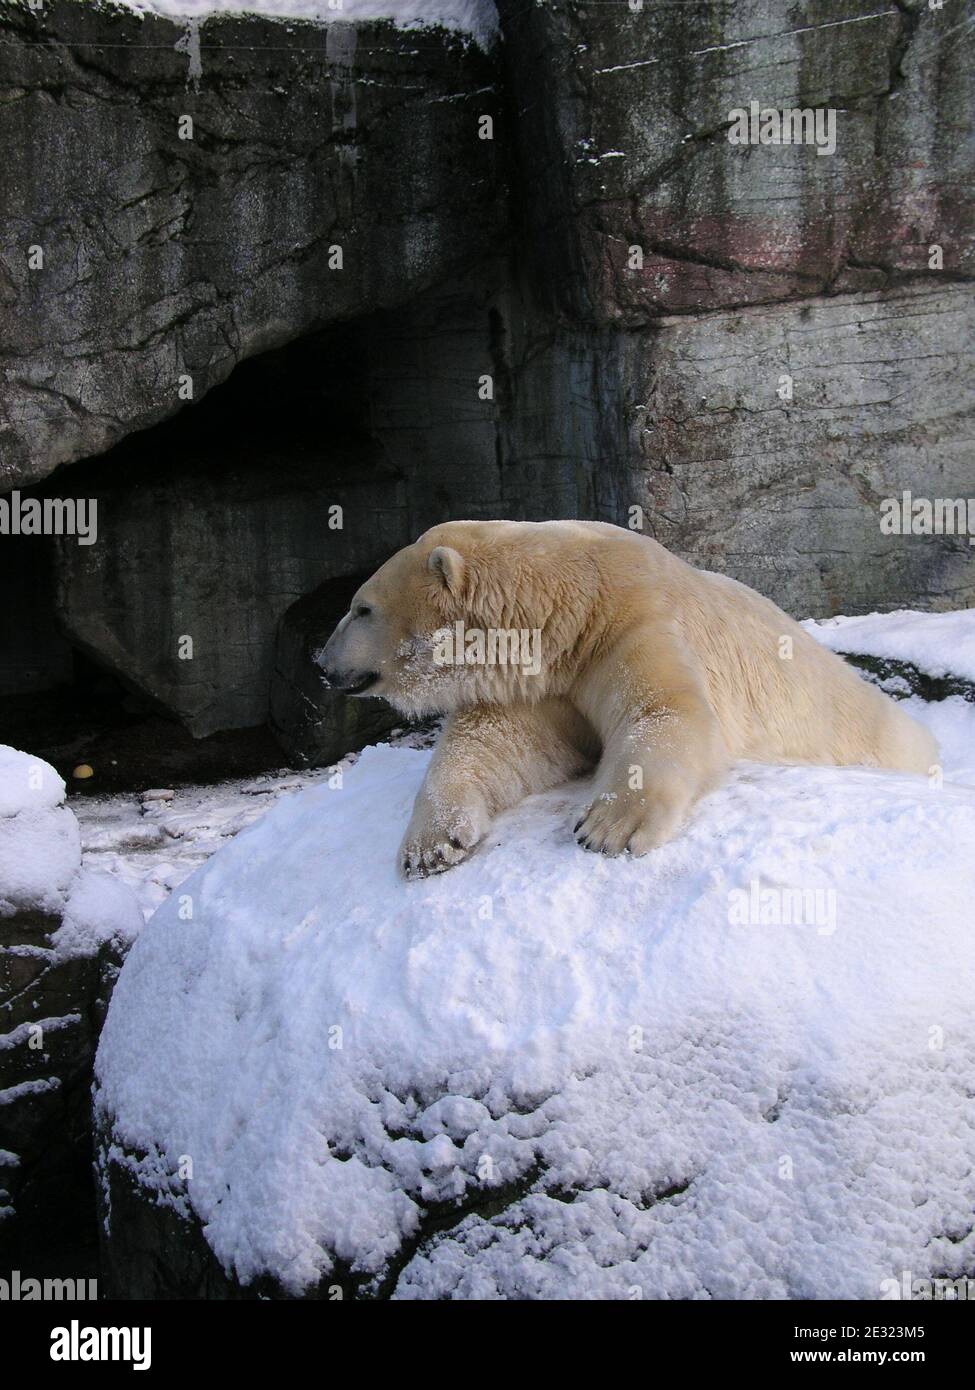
<box><xmin>0</xmin><ymin>318</ymin><xmax>405</xmax><ymax>793</ymax></box>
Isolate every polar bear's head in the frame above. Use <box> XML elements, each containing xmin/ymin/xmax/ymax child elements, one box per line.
<box><xmin>317</xmin><ymin>520</ymin><xmax>593</xmax><ymax>717</ymax></box>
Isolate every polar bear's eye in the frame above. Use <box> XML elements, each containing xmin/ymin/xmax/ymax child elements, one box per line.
<box><xmin>355</xmin><ymin>604</ymin><xmax>372</xmax><ymax>619</ymax></box>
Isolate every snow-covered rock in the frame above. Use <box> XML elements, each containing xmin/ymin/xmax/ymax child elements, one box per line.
<box><xmin>117</xmin><ymin>0</ymin><xmax>499</xmax><ymax>50</ymax></box>
<box><xmin>94</xmin><ymin>675</ymin><xmax>975</xmax><ymax>1298</ymax></box>
<box><xmin>807</xmin><ymin>610</ymin><xmax>975</xmax><ymax>686</ymax></box>
<box><xmin>0</xmin><ymin>746</ymin><xmax>66</xmax><ymax>818</ymax></box>
<box><xmin>0</xmin><ymin>748</ymin><xmax>142</xmax><ymax>1238</ymax></box>
<box><xmin>0</xmin><ymin>803</ymin><xmax>80</xmax><ymax>921</ymax></box>
<box><xmin>0</xmin><ymin>746</ymin><xmax>143</xmax><ymax>948</ymax></box>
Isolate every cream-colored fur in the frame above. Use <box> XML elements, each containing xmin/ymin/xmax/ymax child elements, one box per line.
<box><xmin>319</xmin><ymin>520</ymin><xmax>938</xmax><ymax>877</ymax></box>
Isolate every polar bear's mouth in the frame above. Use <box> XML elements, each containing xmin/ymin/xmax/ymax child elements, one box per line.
<box><xmin>343</xmin><ymin>671</ymin><xmax>381</xmax><ymax>697</ymax></box>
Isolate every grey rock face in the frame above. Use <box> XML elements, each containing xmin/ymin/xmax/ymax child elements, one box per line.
<box><xmin>496</xmin><ymin>0</ymin><xmax>974</xmax><ymax>319</ymax></box>
<box><xmin>0</xmin><ymin>0</ymin><xmax>503</xmax><ymax>488</ymax></box>
<box><xmin>52</xmin><ymin>416</ymin><xmax>404</xmax><ymax>738</ymax></box>
<box><xmin>492</xmin><ymin>0</ymin><xmax>975</xmax><ymax>616</ymax></box>
<box><xmin>48</xmin><ymin>264</ymin><xmax>621</xmax><ymax>736</ymax></box>
<box><xmin>603</xmin><ymin>281</ymin><xmax>975</xmax><ymax>616</ymax></box>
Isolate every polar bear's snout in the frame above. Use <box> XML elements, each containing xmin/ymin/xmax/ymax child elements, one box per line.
<box><xmin>320</xmin><ymin>663</ymin><xmax>381</xmax><ymax>697</ymax></box>
<box><xmin>317</xmin><ymin>615</ymin><xmax>382</xmax><ymax>698</ymax></box>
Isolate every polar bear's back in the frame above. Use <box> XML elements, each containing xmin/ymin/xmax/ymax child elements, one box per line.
<box><xmin>671</xmin><ymin>562</ymin><xmax>938</xmax><ymax>774</ymax></box>
<box><xmin>578</xmin><ymin>524</ymin><xmax>936</xmax><ymax>774</ymax></box>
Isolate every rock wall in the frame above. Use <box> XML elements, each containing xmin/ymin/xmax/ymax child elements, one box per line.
<box><xmin>49</xmin><ymin>268</ymin><xmax>608</xmax><ymax>737</ymax></box>
<box><xmin>0</xmin><ymin>0</ymin><xmax>972</xmax><ymax>753</ymax></box>
<box><xmin>607</xmin><ymin>281</ymin><xmax>975</xmax><ymax>615</ymax></box>
<box><xmin>498</xmin><ymin>0</ymin><xmax>974</xmax><ymax>317</ymax></box>
<box><xmin>496</xmin><ymin>0</ymin><xmax>975</xmax><ymax>614</ymax></box>
<box><xmin>0</xmin><ymin>0</ymin><xmax>504</xmax><ymax>487</ymax></box>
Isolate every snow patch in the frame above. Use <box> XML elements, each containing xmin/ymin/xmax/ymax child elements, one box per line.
<box><xmin>0</xmin><ymin>746</ymin><xmax>143</xmax><ymax>956</ymax></box>
<box><xmin>0</xmin><ymin>745</ymin><xmax>65</xmax><ymax>818</ymax></box>
<box><xmin>76</xmin><ymin>761</ymin><xmax>359</xmax><ymax>919</ymax></box>
<box><xmin>115</xmin><ymin>0</ymin><xmax>500</xmax><ymax>49</ymax></box>
<box><xmin>53</xmin><ymin>868</ymin><xmax>145</xmax><ymax>961</ymax></box>
<box><xmin>0</xmin><ymin>806</ymin><xmax>80</xmax><ymax>919</ymax></box>
<box><xmin>806</xmin><ymin>609</ymin><xmax>975</xmax><ymax>683</ymax></box>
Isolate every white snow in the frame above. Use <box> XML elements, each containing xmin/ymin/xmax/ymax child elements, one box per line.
<box><xmin>0</xmin><ymin>805</ymin><xmax>80</xmax><ymax>919</ymax></box>
<box><xmin>0</xmin><ymin>745</ymin><xmax>65</xmax><ymax>818</ymax></box>
<box><xmin>806</xmin><ymin>609</ymin><xmax>975</xmax><ymax>684</ymax></box>
<box><xmin>52</xmin><ymin>867</ymin><xmax>144</xmax><ymax>961</ymax></box>
<box><xmin>115</xmin><ymin>0</ymin><xmax>500</xmax><ymax>48</ymax></box>
<box><xmin>76</xmin><ymin>760</ymin><xmax>361</xmax><ymax>920</ymax></box>
<box><xmin>0</xmin><ymin>747</ymin><xmax>143</xmax><ymax>1217</ymax></box>
<box><xmin>1</xmin><ymin>743</ymin><xmax>77</xmax><ymax>919</ymax></box>
<box><xmin>0</xmin><ymin>1015</ymin><xmax>82</xmax><ymax>1052</ymax></box>
<box><xmin>93</xmin><ymin>609</ymin><xmax>975</xmax><ymax>1299</ymax></box>
<box><xmin>0</xmin><ymin>745</ymin><xmax>143</xmax><ymax>956</ymax></box>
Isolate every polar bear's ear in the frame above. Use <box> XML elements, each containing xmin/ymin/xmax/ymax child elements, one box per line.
<box><xmin>427</xmin><ymin>545</ymin><xmax>465</xmax><ymax>595</ymax></box>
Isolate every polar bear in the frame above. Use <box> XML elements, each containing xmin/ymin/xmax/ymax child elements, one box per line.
<box><xmin>319</xmin><ymin>520</ymin><xmax>938</xmax><ymax>878</ymax></box>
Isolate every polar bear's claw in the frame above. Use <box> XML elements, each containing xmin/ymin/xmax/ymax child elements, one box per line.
<box><xmin>401</xmin><ymin>838</ymin><xmax>471</xmax><ymax>879</ymax></box>
<box><xmin>399</xmin><ymin>805</ymin><xmax>486</xmax><ymax>879</ymax></box>
<box><xmin>575</xmin><ymin>791</ymin><xmax>681</xmax><ymax>857</ymax></box>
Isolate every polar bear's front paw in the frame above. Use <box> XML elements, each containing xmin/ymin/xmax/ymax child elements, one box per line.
<box><xmin>574</xmin><ymin>787</ymin><xmax>682</xmax><ymax>857</ymax></box>
<box><xmin>399</xmin><ymin>802</ymin><xmax>487</xmax><ymax>880</ymax></box>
